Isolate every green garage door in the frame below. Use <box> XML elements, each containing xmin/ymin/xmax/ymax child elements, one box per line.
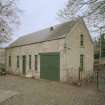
<box><xmin>40</xmin><ymin>53</ymin><xmax>60</xmax><ymax>81</ymax></box>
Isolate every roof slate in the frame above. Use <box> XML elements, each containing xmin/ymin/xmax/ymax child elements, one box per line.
<box><xmin>9</xmin><ymin>20</ymin><xmax>77</xmax><ymax>47</ymax></box>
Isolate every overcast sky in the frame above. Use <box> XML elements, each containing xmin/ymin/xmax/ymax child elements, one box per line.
<box><xmin>13</xmin><ymin>0</ymin><xmax>68</xmax><ymax>39</ymax></box>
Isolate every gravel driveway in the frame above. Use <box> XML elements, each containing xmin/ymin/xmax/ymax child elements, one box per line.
<box><xmin>0</xmin><ymin>75</ymin><xmax>105</xmax><ymax>105</ymax></box>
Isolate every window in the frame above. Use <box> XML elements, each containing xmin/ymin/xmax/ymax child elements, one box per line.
<box><xmin>17</xmin><ymin>56</ymin><xmax>19</xmax><ymax>68</ymax></box>
<box><xmin>29</xmin><ymin>55</ymin><xmax>31</xmax><ymax>69</ymax></box>
<box><xmin>80</xmin><ymin>54</ymin><xmax>84</xmax><ymax>70</ymax></box>
<box><xmin>35</xmin><ymin>55</ymin><xmax>38</xmax><ymax>71</ymax></box>
<box><xmin>9</xmin><ymin>56</ymin><xmax>11</xmax><ymax>67</ymax></box>
<box><xmin>80</xmin><ymin>34</ymin><xmax>84</xmax><ymax>46</ymax></box>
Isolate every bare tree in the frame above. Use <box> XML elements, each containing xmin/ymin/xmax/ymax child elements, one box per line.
<box><xmin>0</xmin><ymin>0</ymin><xmax>20</xmax><ymax>43</ymax></box>
<box><xmin>58</xmin><ymin>0</ymin><xmax>105</xmax><ymax>35</ymax></box>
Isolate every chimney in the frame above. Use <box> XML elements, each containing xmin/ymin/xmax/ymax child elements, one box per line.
<box><xmin>50</xmin><ymin>26</ymin><xmax>54</xmax><ymax>31</ymax></box>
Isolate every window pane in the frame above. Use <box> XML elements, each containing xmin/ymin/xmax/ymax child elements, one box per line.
<box><xmin>80</xmin><ymin>54</ymin><xmax>84</xmax><ymax>69</ymax></box>
<box><xmin>80</xmin><ymin>34</ymin><xmax>84</xmax><ymax>46</ymax></box>
<box><xmin>35</xmin><ymin>55</ymin><xmax>38</xmax><ymax>70</ymax></box>
<box><xmin>17</xmin><ymin>56</ymin><xmax>19</xmax><ymax>68</ymax></box>
<box><xmin>9</xmin><ymin>56</ymin><xmax>11</xmax><ymax>67</ymax></box>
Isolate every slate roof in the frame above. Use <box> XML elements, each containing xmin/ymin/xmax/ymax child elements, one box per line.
<box><xmin>9</xmin><ymin>19</ymin><xmax>77</xmax><ymax>48</ymax></box>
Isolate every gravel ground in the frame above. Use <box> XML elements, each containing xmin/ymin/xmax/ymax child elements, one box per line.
<box><xmin>0</xmin><ymin>75</ymin><xmax>104</xmax><ymax>105</ymax></box>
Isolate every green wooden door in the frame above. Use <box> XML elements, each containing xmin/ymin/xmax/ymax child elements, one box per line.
<box><xmin>40</xmin><ymin>53</ymin><xmax>60</xmax><ymax>81</ymax></box>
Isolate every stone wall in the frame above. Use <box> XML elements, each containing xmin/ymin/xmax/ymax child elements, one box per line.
<box><xmin>0</xmin><ymin>48</ymin><xmax>5</xmax><ymax>66</ymax></box>
<box><xmin>64</xmin><ymin>19</ymin><xmax>94</xmax><ymax>81</ymax></box>
<box><xmin>6</xmin><ymin>39</ymin><xmax>65</xmax><ymax>81</ymax></box>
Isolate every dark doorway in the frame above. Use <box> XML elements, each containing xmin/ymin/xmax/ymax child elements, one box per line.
<box><xmin>22</xmin><ymin>55</ymin><xmax>26</xmax><ymax>75</ymax></box>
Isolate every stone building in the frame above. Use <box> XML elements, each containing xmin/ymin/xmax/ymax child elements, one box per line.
<box><xmin>5</xmin><ymin>18</ymin><xmax>94</xmax><ymax>81</ymax></box>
